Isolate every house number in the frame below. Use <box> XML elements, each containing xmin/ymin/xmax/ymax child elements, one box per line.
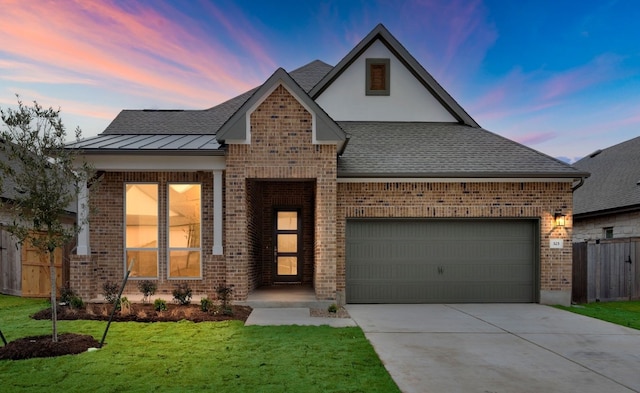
<box><xmin>549</xmin><ymin>239</ymin><xmax>563</xmax><ymax>249</ymax></box>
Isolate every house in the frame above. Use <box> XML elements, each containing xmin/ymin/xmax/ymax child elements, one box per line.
<box><xmin>0</xmin><ymin>144</ymin><xmax>75</xmax><ymax>297</ymax></box>
<box><xmin>67</xmin><ymin>24</ymin><xmax>587</xmax><ymax>306</ymax></box>
<box><xmin>573</xmin><ymin>136</ymin><xmax>640</xmax><ymax>241</ymax></box>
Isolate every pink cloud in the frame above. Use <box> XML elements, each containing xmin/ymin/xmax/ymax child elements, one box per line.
<box><xmin>513</xmin><ymin>131</ymin><xmax>557</xmax><ymax>146</ymax></box>
<box><xmin>541</xmin><ymin>54</ymin><xmax>623</xmax><ymax>100</ymax></box>
<box><xmin>0</xmin><ymin>1</ymin><xmax>266</xmax><ymax>108</ymax></box>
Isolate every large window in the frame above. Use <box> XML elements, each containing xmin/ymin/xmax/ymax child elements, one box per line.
<box><xmin>125</xmin><ymin>184</ymin><xmax>159</xmax><ymax>278</ymax></box>
<box><xmin>168</xmin><ymin>184</ymin><xmax>201</xmax><ymax>278</ymax></box>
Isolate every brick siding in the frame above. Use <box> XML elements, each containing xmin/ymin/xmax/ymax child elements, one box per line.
<box><xmin>71</xmin><ymin>171</ymin><xmax>226</xmax><ymax>300</ymax></box>
<box><xmin>336</xmin><ymin>181</ymin><xmax>574</xmax><ymax>302</ymax></box>
<box><xmin>224</xmin><ymin>84</ymin><xmax>337</xmax><ymax>300</ymax></box>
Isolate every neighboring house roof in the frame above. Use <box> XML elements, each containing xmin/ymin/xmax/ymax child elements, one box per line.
<box><xmin>310</xmin><ymin>24</ymin><xmax>479</xmax><ymax>127</ymax></box>
<box><xmin>338</xmin><ymin>122</ymin><xmax>586</xmax><ymax>178</ymax></box>
<box><xmin>573</xmin><ymin>136</ymin><xmax>640</xmax><ymax>217</ymax></box>
<box><xmin>0</xmin><ymin>143</ymin><xmax>77</xmax><ymax>214</ymax></box>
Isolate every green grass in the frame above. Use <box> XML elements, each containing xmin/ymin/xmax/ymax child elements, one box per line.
<box><xmin>556</xmin><ymin>300</ymin><xmax>640</xmax><ymax>330</ymax></box>
<box><xmin>0</xmin><ymin>295</ymin><xmax>399</xmax><ymax>393</ymax></box>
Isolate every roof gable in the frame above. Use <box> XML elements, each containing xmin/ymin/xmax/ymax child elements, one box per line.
<box><xmin>216</xmin><ymin>68</ymin><xmax>346</xmax><ymax>146</ymax></box>
<box><xmin>311</xmin><ymin>24</ymin><xmax>479</xmax><ymax>127</ymax></box>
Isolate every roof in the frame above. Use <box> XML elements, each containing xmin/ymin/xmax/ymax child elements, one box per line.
<box><xmin>217</xmin><ymin>67</ymin><xmax>346</xmax><ymax>146</ymax></box>
<box><xmin>337</xmin><ymin>122</ymin><xmax>588</xmax><ymax>178</ymax></box>
<box><xmin>100</xmin><ymin>60</ymin><xmax>333</xmax><ymax>137</ymax></box>
<box><xmin>67</xmin><ymin>134</ymin><xmax>221</xmax><ymax>155</ymax></box>
<box><xmin>573</xmin><ymin>136</ymin><xmax>640</xmax><ymax>217</ymax></box>
<box><xmin>310</xmin><ymin>23</ymin><xmax>479</xmax><ymax>127</ymax></box>
<box><xmin>68</xmin><ymin>24</ymin><xmax>583</xmax><ymax>181</ymax></box>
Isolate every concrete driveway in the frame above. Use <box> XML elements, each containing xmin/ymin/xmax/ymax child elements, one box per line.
<box><xmin>346</xmin><ymin>304</ymin><xmax>640</xmax><ymax>393</ymax></box>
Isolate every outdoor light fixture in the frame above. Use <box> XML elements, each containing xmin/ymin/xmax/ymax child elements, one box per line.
<box><xmin>554</xmin><ymin>212</ymin><xmax>566</xmax><ymax>227</ymax></box>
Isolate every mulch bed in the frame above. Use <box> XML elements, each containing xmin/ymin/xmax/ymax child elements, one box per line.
<box><xmin>0</xmin><ymin>303</ymin><xmax>252</xmax><ymax>361</ymax></box>
<box><xmin>0</xmin><ymin>333</ymin><xmax>100</xmax><ymax>361</ymax></box>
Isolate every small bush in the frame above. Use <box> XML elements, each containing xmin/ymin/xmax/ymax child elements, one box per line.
<box><xmin>200</xmin><ymin>297</ymin><xmax>213</xmax><ymax>312</ymax></box>
<box><xmin>59</xmin><ymin>283</ymin><xmax>77</xmax><ymax>304</ymax></box>
<box><xmin>137</xmin><ymin>280</ymin><xmax>157</xmax><ymax>303</ymax></box>
<box><xmin>328</xmin><ymin>303</ymin><xmax>338</xmax><ymax>313</ymax></box>
<box><xmin>154</xmin><ymin>298</ymin><xmax>168</xmax><ymax>311</ymax></box>
<box><xmin>102</xmin><ymin>281</ymin><xmax>120</xmax><ymax>304</ymax></box>
<box><xmin>216</xmin><ymin>284</ymin><xmax>234</xmax><ymax>316</ymax></box>
<box><xmin>172</xmin><ymin>283</ymin><xmax>192</xmax><ymax>305</ymax></box>
<box><xmin>69</xmin><ymin>295</ymin><xmax>84</xmax><ymax>309</ymax></box>
<box><xmin>120</xmin><ymin>296</ymin><xmax>132</xmax><ymax>315</ymax></box>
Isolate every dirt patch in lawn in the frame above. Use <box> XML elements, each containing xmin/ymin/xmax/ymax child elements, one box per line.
<box><xmin>0</xmin><ymin>333</ymin><xmax>101</xmax><ymax>361</ymax></box>
<box><xmin>0</xmin><ymin>303</ymin><xmax>252</xmax><ymax>361</ymax></box>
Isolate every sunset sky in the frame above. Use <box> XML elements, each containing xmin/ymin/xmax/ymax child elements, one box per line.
<box><xmin>0</xmin><ymin>0</ymin><xmax>638</xmax><ymax>162</ymax></box>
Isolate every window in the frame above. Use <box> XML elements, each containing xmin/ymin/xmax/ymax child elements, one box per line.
<box><xmin>125</xmin><ymin>184</ymin><xmax>159</xmax><ymax>278</ymax></box>
<box><xmin>168</xmin><ymin>184</ymin><xmax>201</xmax><ymax>278</ymax></box>
<box><xmin>604</xmin><ymin>227</ymin><xmax>614</xmax><ymax>239</ymax></box>
<box><xmin>366</xmin><ymin>58</ymin><xmax>390</xmax><ymax>96</ymax></box>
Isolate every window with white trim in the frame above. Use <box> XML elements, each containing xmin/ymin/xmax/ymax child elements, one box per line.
<box><xmin>168</xmin><ymin>183</ymin><xmax>202</xmax><ymax>278</ymax></box>
<box><xmin>125</xmin><ymin>183</ymin><xmax>159</xmax><ymax>278</ymax></box>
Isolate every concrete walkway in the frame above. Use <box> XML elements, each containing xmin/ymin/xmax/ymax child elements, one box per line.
<box><xmin>245</xmin><ymin>307</ymin><xmax>356</xmax><ymax>327</ymax></box>
<box><xmin>346</xmin><ymin>304</ymin><xmax>640</xmax><ymax>393</ymax></box>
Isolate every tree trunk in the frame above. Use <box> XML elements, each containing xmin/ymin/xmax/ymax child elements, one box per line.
<box><xmin>49</xmin><ymin>249</ymin><xmax>58</xmax><ymax>342</ymax></box>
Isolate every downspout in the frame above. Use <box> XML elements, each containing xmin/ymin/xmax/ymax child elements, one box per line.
<box><xmin>572</xmin><ymin>177</ymin><xmax>586</xmax><ymax>192</ymax></box>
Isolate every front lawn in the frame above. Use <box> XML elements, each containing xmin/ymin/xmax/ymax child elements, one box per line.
<box><xmin>556</xmin><ymin>300</ymin><xmax>640</xmax><ymax>330</ymax></box>
<box><xmin>0</xmin><ymin>295</ymin><xmax>399</xmax><ymax>393</ymax></box>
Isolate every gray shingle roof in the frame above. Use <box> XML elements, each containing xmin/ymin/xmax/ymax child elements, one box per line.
<box><xmin>573</xmin><ymin>136</ymin><xmax>640</xmax><ymax>216</ymax></box>
<box><xmin>101</xmin><ymin>60</ymin><xmax>333</xmax><ymax>136</ymax></box>
<box><xmin>337</xmin><ymin>122</ymin><xmax>587</xmax><ymax>178</ymax></box>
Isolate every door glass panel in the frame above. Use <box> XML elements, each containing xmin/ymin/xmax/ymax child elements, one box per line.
<box><xmin>277</xmin><ymin>257</ymin><xmax>297</xmax><ymax>275</ymax></box>
<box><xmin>277</xmin><ymin>211</ymin><xmax>297</xmax><ymax>230</ymax></box>
<box><xmin>277</xmin><ymin>234</ymin><xmax>297</xmax><ymax>253</ymax></box>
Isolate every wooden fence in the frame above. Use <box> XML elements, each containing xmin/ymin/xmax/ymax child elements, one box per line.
<box><xmin>572</xmin><ymin>238</ymin><xmax>640</xmax><ymax>303</ymax></box>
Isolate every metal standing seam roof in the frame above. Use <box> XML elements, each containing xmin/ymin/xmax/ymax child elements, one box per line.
<box><xmin>67</xmin><ymin>133</ymin><xmax>221</xmax><ymax>154</ymax></box>
<box><xmin>573</xmin><ymin>136</ymin><xmax>640</xmax><ymax>216</ymax></box>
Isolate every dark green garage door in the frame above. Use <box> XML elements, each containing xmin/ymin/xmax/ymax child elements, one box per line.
<box><xmin>346</xmin><ymin>219</ymin><xmax>537</xmax><ymax>303</ymax></box>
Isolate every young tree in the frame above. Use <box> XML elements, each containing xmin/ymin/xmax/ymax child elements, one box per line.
<box><xmin>0</xmin><ymin>96</ymin><xmax>94</xmax><ymax>342</ymax></box>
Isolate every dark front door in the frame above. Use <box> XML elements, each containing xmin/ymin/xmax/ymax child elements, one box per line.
<box><xmin>274</xmin><ymin>209</ymin><xmax>302</xmax><ymax>282</ymax></box>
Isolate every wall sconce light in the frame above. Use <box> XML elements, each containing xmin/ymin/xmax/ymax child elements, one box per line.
<box><xmin>554</xmin><ymin>211</ymin><xmax>566</xmax><ymax>227</ymax></box>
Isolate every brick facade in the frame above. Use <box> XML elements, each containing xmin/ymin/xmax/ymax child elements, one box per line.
<box><xmin>336</xmin><ymin>181</ymin><xmax>574</xmax><ymax>304</ymax></box>
<box><xmin>70</xmin><ymin>88</ymin><xmax>574</xmax><ymax>306</ymax></box>
<box><xmin>224</xmin><ymin>84</ymin><xmax>337</xmax><ymax>300</ymax></box>
<box><xmin>72</xmin><ymin>171</ymin><xmax>225</xmax><ymax>300</ymax></box>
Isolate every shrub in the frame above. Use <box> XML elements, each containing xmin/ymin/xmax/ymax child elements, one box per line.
<box><xmin>119</xmin><ymin>296</ymin><xmax>132</xmax><ymax>315</ymax></box>
<box><xmin>200</xmin><ymin>297</ymin><xmax>213</xmax><ymax>312</ymax></box>
<box><xmin>172</xmin><ymin>283</ymin><xmax>192</xmax><ymax>305</ymax></box>
<box><xmin>216</xmin><ymin>284</ymin><xmax>234</xmax><ymax>315</ymax></box>
<box><xmin>59</xmin><ymin>283</ymin><xmax>77</xmax><ymax>304</ymax></box>
<box><xmin>328</xmin><ymin>303</ymin><xmax>338</xmax><ymax>313</ymax></box>
<box><xmin>154</xmin><ymin>298</ymin><xmax>168</xmax><ymax>311</ymax></box>
<box><xmin>137</xmin><ymin>280</ymin><xmax>157</xmax><ymax>303</ymax></box>
<box><xmin>102</xmin><ymin>281</ymin><xmax>120</xmax><ymax>304</ymax></box>
<box><xmin>69</xmin><ymin>295</ymin><xmax>84</xmax><ymax>310</ymax></box>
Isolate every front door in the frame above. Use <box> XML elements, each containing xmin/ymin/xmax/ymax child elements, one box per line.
<box><xmin>274</xmin><ymin>209</ymin><xmax>302</xmax><ymax>282</ymax></box>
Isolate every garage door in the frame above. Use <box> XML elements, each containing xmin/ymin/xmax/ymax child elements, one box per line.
<box><xmin>346</xmin><ymin>219</ymin><xmax>537</xmax><ymax>303</ymax></box>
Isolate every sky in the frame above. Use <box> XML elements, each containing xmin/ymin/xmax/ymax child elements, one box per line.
<box><xmin>0</xmin><ymin>0</ymin><xmax>638</xmax><ymax>163</ymax></box>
